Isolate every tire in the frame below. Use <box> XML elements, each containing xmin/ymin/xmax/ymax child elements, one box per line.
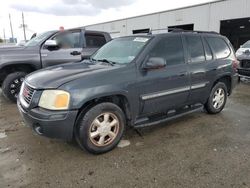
<box><xmin>76</xmin><ymin>102</ymin><xmax>126</xmax><ymax>154</ymax></box>
<box><xmin>205</xmin><ymin>82</ymin><xmax>227</xmax><ymax>114</ymax></box>
<box><xmin>2</xmin><ymin>72</ymin><xmax>27</xmax><ymax>102</ymax></box>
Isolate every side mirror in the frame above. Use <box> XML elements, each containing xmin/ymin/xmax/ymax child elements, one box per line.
<box><xmin>143</xmin><ymin>57</ymin><xmax>166</xmax><ymax>70</ymax></box>
<box><xmin>44</xmin><ymin>40</ymin><xmax>58</xmax><ymax>47</ymax></box>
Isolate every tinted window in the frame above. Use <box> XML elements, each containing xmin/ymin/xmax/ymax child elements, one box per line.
<box><xmin>53</xmin><ymin>31</ymin><xmax>81</xmax><ymax>49</ymax></box>
<box><xmin>186</xmin><ymin>35</ymin><xmax>205</xmax><ymax>63</ymax></box>
<box><xmin>203</xmin><ymin>39</ymin><xmax>213</xmax><ymax>60</ymax></box>
<box><xmin>85</xmin><ymin>34</ymin><xmax>106</xmax><ymax>48</ymax></box>
<box><xmin>148</xmin><ymin>35</ymin><xmax>184</xmax><ymax>66</ymax></box>
<box><xmin>206</xmin><ymin>37</ymin><xmax>230</xmax><ymax>59</ymax></box>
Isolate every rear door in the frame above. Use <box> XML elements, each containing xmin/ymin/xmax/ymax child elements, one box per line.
<box><xmin>41</xmin><ymin>29</ymin><xmax>82</xmax><ymax>67</ymax></box>
<box><xmin>137</xmin><ymin>34</ymin><xmax>190</xmax><ymax>116</ymax></box>
<box><xmin>184</xmin><ymin>34</ymin><xmax>211</xmax><ymax>103</ymax></box>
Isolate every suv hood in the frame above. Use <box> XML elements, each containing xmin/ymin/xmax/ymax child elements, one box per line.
<box><xmin>26</xmin><ymin>62</ymin><xmax>115</xmax><ymax>89</ymax></box>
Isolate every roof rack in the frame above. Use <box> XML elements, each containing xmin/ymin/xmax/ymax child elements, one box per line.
<box><xmin>147</xmin><ymin>28</ymin><xmax>219</xmax><ymax>35</ymax></box>
<box><xmin>148</xmin><ymin>28</ymin><xmax>169</xmax><ymax>35</ymax></box>
<box><xmin>169</xmin><ymin>28</ymin><xmax>219</xmax><ymax>34</ymax></box>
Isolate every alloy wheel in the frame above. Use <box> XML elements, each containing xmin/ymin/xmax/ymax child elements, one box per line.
<box><xmin>89</xmin><ymin>112</ymin><xmax>119</xmax><ymax>147</ymax></box>
<box><xmin>212</xmin><ymin>88</ymin><xmax>225</xmax><ymax>109</ymax></box>
<box><xmin>9</xmin><ymin>77</ymin><xmax>24</xmax><ymax>98</ymax></box>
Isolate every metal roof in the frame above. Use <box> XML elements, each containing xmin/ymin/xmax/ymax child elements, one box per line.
<box><xmin>84</xmin><ymin>0</ymin><xmax>226</xmax><ymax>27</ymax></box>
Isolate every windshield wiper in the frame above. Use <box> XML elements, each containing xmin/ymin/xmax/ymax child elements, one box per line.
<box><xmin>94</xmin><ymin>58</ymin><xmax>116</xmax><ymax>66</ymax></box>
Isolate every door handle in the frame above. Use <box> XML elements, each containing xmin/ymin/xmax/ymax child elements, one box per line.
<box><xmin>178</xmin><ymin>71</ymin><xmax>188</xmax><ymax>77</ymax></box>
<box><xmin>70</xmin><ymin>51</ymin><xmax>81</xmax><ymax>56</ymax></box>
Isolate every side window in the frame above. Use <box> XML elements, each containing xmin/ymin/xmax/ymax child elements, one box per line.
<box><xmin>53</xmin><ymin>31</ymin><xmax>81</xmax><ymax>49</ymax></box>
<box><xmin>85</xmin><ymin>34</ymin><xmax>106</xmax><ymax>48</ymax></box>
<box><xmin>148</xmin><ymin>35</ymin><xmax>184</xmax><ymax>66</ymax></box>
<box><xmin>186</xmin><ymin>35</ymin><xmax>205</xmax><ymax>63</ymax></box>
<box><xmin>203</xmin><ymin>38</ymin><xmax>213</xmax><ymax>61</ymax></box>
<box><xmin>206</xmin><ymin>37</ymin><xmax>231</xmax><ymax>59</ymax></box>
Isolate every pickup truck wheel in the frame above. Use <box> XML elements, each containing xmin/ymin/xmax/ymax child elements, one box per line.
<box><xmin>76</xmin><ymin>102</ymin><xmax>125</xmax><ymax>154</ymax></box>
<box><xmin>205</xmin><ymin>82</ymin><xmax>227</xmax><ymax>114</ymax></box>
<box><xmin>2</xmin><ymin>72</ymin><xmax>26</xmax><ymax>102</ymax></box>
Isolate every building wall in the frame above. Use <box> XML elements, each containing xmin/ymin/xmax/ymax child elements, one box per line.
<box><xmin>85</xmin><ymin>0</ymin><xmax>250</xmax><ymax>38</ymax></box>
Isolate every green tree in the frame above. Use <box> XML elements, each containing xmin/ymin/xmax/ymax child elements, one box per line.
<box><xmin>0</xmin><ymin>37</ymin><xmax>3</xmax><ymax>43</ymax></box>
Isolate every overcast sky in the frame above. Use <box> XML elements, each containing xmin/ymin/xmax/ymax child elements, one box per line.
<box><xmin>0</xmin><ymin>0</ymin><xmax>217</xmax><ymax>41</ymax></box>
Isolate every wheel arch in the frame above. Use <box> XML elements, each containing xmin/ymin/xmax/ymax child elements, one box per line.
<box><xmin>73</xmin><ymin>94</ymin><xmax>132</xmax><ymax>142</ymax></box>
<box><xmin>0</xmin><ymin>63</ymin><xmax>37</xmax><ymax>85</ymax></box>
<box><xmin>212</xmin><ymin>75</ymin><xmax>232</xmax><ymax>95</ymax></box>
<box><xmin>75</xmin><ymin>94</ymin><xmax>132</xmax><ymax>125</ymax></box>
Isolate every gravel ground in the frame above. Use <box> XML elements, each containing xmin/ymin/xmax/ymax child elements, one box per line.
<box><xmin>0</xmin><ymin>83</ymin><xmax>250</xmax><ymax>188</ymax></box>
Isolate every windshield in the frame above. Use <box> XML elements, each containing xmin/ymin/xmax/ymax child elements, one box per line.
<box><xmin>25</xmin><ymin>31</ymin><xmax>56</xmax><ymax>47</ymax></box>
<box><xmin>91</xmin><ymin>36</ymin><xmax>150</xmax><ymax>64</ymax></box>
<box><xmin>242</xmin><ymin>41</ymin><xmax>250</xmax><ymax>48</ymax></box>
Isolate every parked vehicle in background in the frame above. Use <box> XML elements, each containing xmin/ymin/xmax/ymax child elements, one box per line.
<box><xmin>17</xmin><ymin>30</ymin><xmax>238</xmax><ymax>154</ymax></box>
<box><xmin>236</xmin><ymin>40</ymin><xmax>250</xmax><ymax>57</ymax></box>
<box><xmin>0</xmin><ymin>28</ymin><xmax>111</xmax><ymax>102</ymax></box>
<box><xmin>236</xmin><ymin>41</ymin><xmax>250</xmax><ymax>80</ymax></box>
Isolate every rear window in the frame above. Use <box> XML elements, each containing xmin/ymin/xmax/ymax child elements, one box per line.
<box><xmin>85</xmin><ymin>34</ymin><xmax>106</xmax><ymax>48</ymax></box>
<box><xmin>206</xmin><ymin>37</ymin><xmax>231</xmax><ymax>59</ymax></box>
<box><xmin>186</xmin><ymin>35</ymin><xmax>205</xmax><ymax>63</ymax></box>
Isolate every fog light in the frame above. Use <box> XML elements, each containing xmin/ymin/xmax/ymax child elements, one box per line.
<box><xmin>34</xmin><ymin>125</ymin><xmax>43</xmax><ymax>135</ymax></box>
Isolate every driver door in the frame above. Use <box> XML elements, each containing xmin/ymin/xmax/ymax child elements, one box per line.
<box><xmin>137</xmin><ymin>35</ymin><xmax>190</xmax><ymax>116</ymax></box>
<box><xmin>41</xmin><ymin>30</ymin><xmax>83</xmax><ymax>67</ymax></box>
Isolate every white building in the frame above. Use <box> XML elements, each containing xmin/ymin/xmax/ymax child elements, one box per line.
<box><xmin>85</xmin><ymin>0</ymin><xmax>250</xmax><ymax>49</ymax></box>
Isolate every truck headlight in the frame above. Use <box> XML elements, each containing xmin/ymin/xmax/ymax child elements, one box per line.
<box><xmin>38</xmin><ymin>90</ymin><xmax>70</xmax><ymax>110</ymax></box>
<box><xmin>236</xmin><ymin>51</ymin><xmax>242</xmax><ymax>56</ymax></box>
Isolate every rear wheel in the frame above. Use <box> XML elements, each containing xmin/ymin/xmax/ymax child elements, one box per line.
<box><xmin>2</xmin><ymin>72</ymin><xmax>27</xmax><ymax>102</ymax></box>
<box><xmin>76</xmin><ymin>102</ymin><xmax>125</xmax><ymax>154</ymax></box>
<box><xmin>205</xmin><ymin>82</ymin><xmax>227</xmax><ymax>114</ymax></box>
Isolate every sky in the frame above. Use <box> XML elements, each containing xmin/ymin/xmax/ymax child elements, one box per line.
<box><xmin>0</xmin><ymin>0</ymin><xmax>217</xmax><ymax>41</ymax></box>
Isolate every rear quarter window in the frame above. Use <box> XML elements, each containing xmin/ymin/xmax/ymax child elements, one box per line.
<box><xmin>85</xmin><ymin>34</ymin><xmax>106</xmax><ymax>48</ymax></box>
<box><xmin>206</xmin><ymin>37</ymin><xmax>231</xmax><ymax>59</ymax></box>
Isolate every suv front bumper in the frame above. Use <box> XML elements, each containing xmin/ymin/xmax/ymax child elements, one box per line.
<box><xmin>17</xmin><ymin>99</ymin><xmax>78</xmax><ymax>141</ymax></box>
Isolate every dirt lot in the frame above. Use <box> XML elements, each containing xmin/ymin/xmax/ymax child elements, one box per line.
<box><xmin>0</xmin><ymin>83</ymin><xmax>250</xmax><ymax>188</ymax></box>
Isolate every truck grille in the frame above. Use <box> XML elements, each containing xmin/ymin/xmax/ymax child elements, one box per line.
<box><xmin>238</xmin><ymin>68</ymin><xmax>250</xmax><ymax>77</ymax></box>
<box><xmin>22</xmin><ymin>83</ymin><xmax>35</xmax><ymax>105</ymax></box>
<box><xmin>240</xmin><ymin>60</ymin><xmax>250</xmax><ymax>69</ymax></box>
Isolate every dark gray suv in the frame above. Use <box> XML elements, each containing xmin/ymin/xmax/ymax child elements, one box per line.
<box><xmin>17</xmin><ymin>30</ymin><xmax>239</xmax><ymax>154</ymax></box>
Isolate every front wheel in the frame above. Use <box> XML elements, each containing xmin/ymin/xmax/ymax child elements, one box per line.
<box><xmin>76</xmin><ymin>102</ymin><xmax>126</xmax><ymax>154</ymax></box>
<box><xmin>205</xmin><ymin>82</ymin><xmax>227</xmax><ymax>114</ymax></box>
<box><xmin>2</xmin><ymin>72</ymin><xmax>27</xmax><ymax>102</ymax></box>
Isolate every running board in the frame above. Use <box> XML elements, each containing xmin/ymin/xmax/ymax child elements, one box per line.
<box><xmin>134</xmin><ymin>105</ymin><xmax>204</xmax><ymax>128</ymax></box>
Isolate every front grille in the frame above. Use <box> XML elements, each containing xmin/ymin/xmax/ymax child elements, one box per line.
<box><xmin>238</xmin><ymin>68</ymin><xmax>250</xmax><ymax>77</ymax></box>
<box><xmin>22</xmin><ymin>83</ymin><xmax>35</xmax><ymax>105</ymax></box>
<box><xmin>240</xmin><ymin>59</ymin><xmax>250</xmax><ymax>69</ymax></box>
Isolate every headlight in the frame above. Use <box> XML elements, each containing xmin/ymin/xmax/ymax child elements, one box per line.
<box><xmin>236</xmin><ymin>51</ymin><xmax>242</xmax><ymax>56</ymax></box>
<box><xmin>38</xmin><ymin>90</ymin><xmax>70</xmax><ymax>110</ymax></box>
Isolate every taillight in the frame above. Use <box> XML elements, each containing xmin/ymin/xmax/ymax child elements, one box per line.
<box><xmin>232</xmin><ymin>59</ymin><xmax>239</xmax><ymax>72</ymax></box>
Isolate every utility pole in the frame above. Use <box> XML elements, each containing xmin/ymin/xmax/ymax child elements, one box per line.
<box><xmin>22</xmin><ymin>12</ymin><xmax>27</xmax><ymax>41</ymax></box>
<box><xmin>9</xmin><ymin>14</ymin><xmax>14</xmax><ymax>43</ymax></box>
<box><xmin>3</xmin><ymin>29</ymin><xmax>6</xmax><ymax>43</ymax></box>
